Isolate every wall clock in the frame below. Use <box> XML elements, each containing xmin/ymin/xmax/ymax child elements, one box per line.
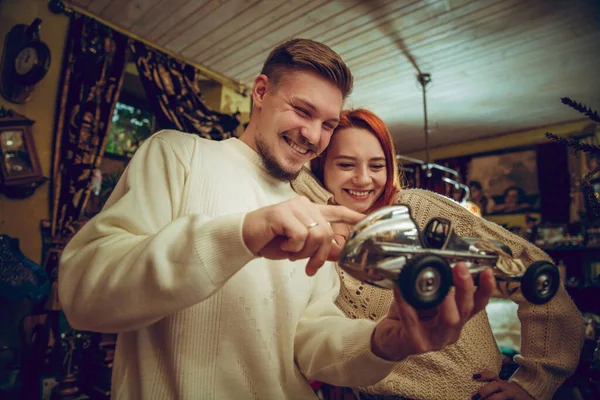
<box><xmin>0</xmin><ymin>107</ymin><xmax>46</xmax><ymax>199</ymax></box>
<box><xmin>0</xmin><ymin>18</ymin><xmax>51</xmax><ymax>104</ymax></box>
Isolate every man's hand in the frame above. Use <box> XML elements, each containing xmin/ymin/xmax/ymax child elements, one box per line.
<box><xmin>331</xmin><ymin>222</ymin><xmax>352</xmax><ymax>247</ymax></box>
<box><xmin>472</xmin><ymin>371</ymin><xmax>533</xmax><ymax>400</ymax></box>
<box><xmin>243</xmin><ymin>196</ymin><xmax>364</xmax><ymax>276</ymax></box>
<box><xmin>371</xmin><ymin>263</ymin><xmax>496</xmax><ymax>361</ymax></box>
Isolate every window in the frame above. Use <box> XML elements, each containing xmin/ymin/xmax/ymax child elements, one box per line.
<box><xmin>105</xmin><ymin>101</ymin><xmax>155</xmax><ymax>159</ymax></box>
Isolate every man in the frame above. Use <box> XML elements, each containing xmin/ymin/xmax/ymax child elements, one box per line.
<box><xmin>59</xmin><ymin>39</ymin><xmax>495</xmax><ymax>399</ymax></box>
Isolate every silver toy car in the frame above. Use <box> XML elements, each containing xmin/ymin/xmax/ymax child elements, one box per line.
<box><xmin>338</xmin><ymin>205</ymin><xmax>560</xmax><ymax>310</ymax></box>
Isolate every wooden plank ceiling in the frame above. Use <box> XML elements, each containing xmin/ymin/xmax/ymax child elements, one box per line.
<box><xmin>69</xmin><ymin>0</ymin><xmax>600</xmax><ymax>153</ymax></box>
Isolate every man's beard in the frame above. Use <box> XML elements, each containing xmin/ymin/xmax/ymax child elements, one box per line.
<box><xmin>256</xmin><ymin>135</ymin><xmax>302</xmax><ymax>182</ymax></box>
<box><xmin>256</xmin><ymin>140</ymin><xmax>300</xmax><ymax>182</ymax></box>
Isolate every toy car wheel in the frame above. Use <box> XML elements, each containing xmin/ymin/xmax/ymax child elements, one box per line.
<box><xmin>398</xmin><ymin>254</ymin><xmax>452</xmax><ymax>310</ymax></box>
<box><xmin>520</xmin><ymin>261</ymin><xmax>560</xmax><ymax>305</ymax></box>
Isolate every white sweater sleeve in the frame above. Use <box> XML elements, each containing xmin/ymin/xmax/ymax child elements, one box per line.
<box><xmin>294</xmin><ymin>263</ymin><xmax>397</xmax><ymax>387</ymax></box>
<box><xmin>59</xmin><ymin>131</ymin><xmax>255</xmax><ymax>333</ymax></box>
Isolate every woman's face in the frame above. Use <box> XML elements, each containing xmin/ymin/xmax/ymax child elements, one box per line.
<box><xmin>323</xmin><ymin>127</ymin><xmax>387</xmax><ymax>213</ymax></box>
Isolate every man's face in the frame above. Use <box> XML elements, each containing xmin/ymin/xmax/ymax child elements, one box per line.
<box><xmin>252</xmin><ymin>70</ymin><xmax>343</xmax><ymax>181</ymax></box>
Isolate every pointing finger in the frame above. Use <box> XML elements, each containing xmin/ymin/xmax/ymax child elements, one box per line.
<box><xmin>318</xmin><ymin>204</ymin><xmax>365</xmax><ymax>224</ymax></box>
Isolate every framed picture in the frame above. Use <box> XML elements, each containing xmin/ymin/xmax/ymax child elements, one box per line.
<box><xmin>465</xmin><ymin>148</ymin><xmax>540</xmax><ymax>216</ymax></box>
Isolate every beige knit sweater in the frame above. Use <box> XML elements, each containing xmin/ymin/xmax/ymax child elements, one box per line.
<box><xmin>292</xmin><ymin>168</ymin><xmax>585</xmax><ymax>400</ymax></box>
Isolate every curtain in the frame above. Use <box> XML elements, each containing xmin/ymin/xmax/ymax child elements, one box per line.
<box><xmin>45</xmin><ymin>13</ymin><xmax>129</xmax><ymax>307</ymax></box>
<box><xmin>130</xmin><ymin>41</ymin><xmax>240</xmax><ymax>140</ymax></box>
<box><xmin>536</xmin><ymin>141</ymin><xmax>571</xmax><ymax>224</ymax></box>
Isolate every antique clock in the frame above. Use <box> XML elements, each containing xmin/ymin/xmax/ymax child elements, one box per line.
<box><xmin>0</xmin><ymin>18</ymin><xmax>51</xmax><ymax>104</ymax></box>
<box><xmin>0</xmin><ymin>107</ymin><xmax>46</xmax><ymax>198</ymax></box>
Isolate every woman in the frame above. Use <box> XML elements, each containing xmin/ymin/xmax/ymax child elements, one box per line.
<box><xmin>292</xmin><ymin>109</ymin><xmax>583</xmax><ymax>400</ymax></box>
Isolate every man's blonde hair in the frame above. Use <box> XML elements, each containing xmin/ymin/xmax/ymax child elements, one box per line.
<box><xmin>260</xmin><ymin>38</ymin><xmax>353</xmax><ymax>99</ymax></box>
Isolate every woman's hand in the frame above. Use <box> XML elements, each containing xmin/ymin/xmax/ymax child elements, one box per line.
<box><xmin>472</xmin><ymin>371</ymin><xmax>533</xmax><ymax>400</ymax></box>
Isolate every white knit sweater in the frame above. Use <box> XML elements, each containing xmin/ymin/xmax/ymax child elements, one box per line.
<box><xmin>58</xmin><ymin>131</ymin><xmax>397</xmax><ymax>399</ymax></box>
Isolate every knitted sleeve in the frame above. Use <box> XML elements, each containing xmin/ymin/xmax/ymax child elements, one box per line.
<box><xmin>291</xmin><ymin>171</ymin><xmax>584</xmax><ymax>399</ymax></box>
<box><xmin>397</xmin><ymin>189</ymin><xmax>585</xmax><ymax>400</ymax></box>
<box><xmin>291</xmin><ymin>167</ymin><xmax>335</xmax><ymax>205</ymax></box>
<box><xmin>294</xmin><ymin>262</ymin><xmax>397</xmax><ymax>387</ymax></box>
<box><xmin>59</xmin><ymin>130</ymin><xmax>254</xmax><ymax>333</ymax></box>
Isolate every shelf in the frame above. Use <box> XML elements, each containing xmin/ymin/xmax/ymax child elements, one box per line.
<box><xmin>541</xmin><ymin>246</ymin><xmax>600</xmax><ymax>253</ymax></box>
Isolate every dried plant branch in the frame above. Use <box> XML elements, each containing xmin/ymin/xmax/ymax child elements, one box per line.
<box><xmin>544</xmin><ymin>132</ymin><xmax>600</xmax><ymax>156</ymax></box>
<box><xmin>546</xmin><ymin>98</ymin><xmax>600</xmax><ymax>221</ymax></box>
<box><xmin>561</xmin><ymin>97</ymin><xmax>600</xmax><ymax>124</ymax></box>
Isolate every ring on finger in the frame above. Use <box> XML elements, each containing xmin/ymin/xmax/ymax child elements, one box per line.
<box><xmin>306</xmin><ymin>221</ymin><xmax>319</xmax><ymax>229</ymax></box>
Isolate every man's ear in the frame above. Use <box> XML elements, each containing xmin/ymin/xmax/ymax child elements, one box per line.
<box><xmin>252</xmin><ymin>74</ymin><xmax>269</xmax><ymax>108</ymax></box>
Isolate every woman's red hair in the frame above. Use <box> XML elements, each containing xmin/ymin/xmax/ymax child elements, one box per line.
<box><xmin>311</xmin><ymin>108</ymin><xmax>402</xmax><ymax>212</ymax></box>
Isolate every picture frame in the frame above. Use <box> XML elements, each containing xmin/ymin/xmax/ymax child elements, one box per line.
<box><xmin>464</xmin><ymin>147</ymin><xmax>540</xmax><ymax>216</ymax></box>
